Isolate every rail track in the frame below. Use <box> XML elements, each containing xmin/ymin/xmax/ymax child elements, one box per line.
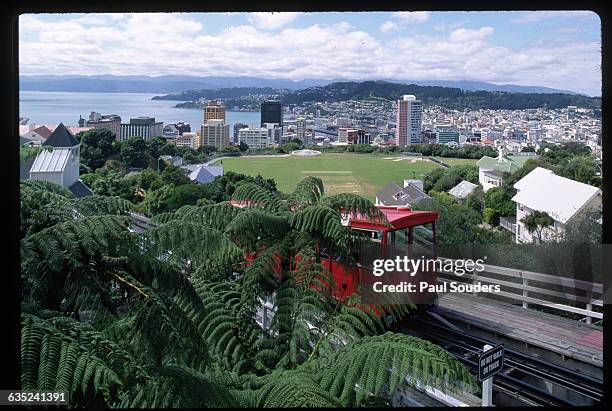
<box><xmin>396</xmin><ymin>313</ymin><xmax>604</xmax><ymax>406</ymax></box>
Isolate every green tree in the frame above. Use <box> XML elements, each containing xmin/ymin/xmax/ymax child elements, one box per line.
<box><xmin>157</xmin><ymin>184</ymin><xmax>212</xmax><ymax>212</ymax></box>
<box><xmin>77</xmin><ymin>128</ymin><xmax>120</xmax><ymax>170</ymax></box>
<box><xmin>120</xmin><ymin>136</ymin><xmax>148</xmax><ymax>168</ymax></box>
<box><xmin>238</xmin><ymin>141</ymin><xmax>249</xmax><ymax>152</ymax></box>
<box><xmin>145</xmin><ymin>136</ymin><xmax>168</xmax><ymax>160</ymax></box>
<box><xmin>483</xmin><ymin>207</ymin><xmax>499</xmax><ymax>226</ymax></box>
<box><xmin>160</xmin><ymin>165</ymin><xmax>191</xmax><ymax>186</ymax></box>
<box><xmin>20</xmin><ymin>179</ymin><xmax>476</xmax><ymax>407</ymax></box>
<box><xmin>465</xmin><ymin>187</ymin><xmax>485</xmax><ymax>215</ymax></box>
<box><xmin>521</xmin><ymin>210</ymin><xmax>555</xmax><ymax>243</ymax></box>
<box><xmin>484</xmin><ymin>187</ymin><xmax>515</xmax><ymax>216</ymax></box>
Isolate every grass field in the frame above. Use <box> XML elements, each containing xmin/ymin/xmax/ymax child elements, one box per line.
<box><xmin>430</xmin><ymin>157</ymin><xmax>478</xmax><ymax>166</ymax></box>
<box><xmin>218</xmin><ymin>153</ymin><xmax>446</xmax><ymax>200</ymax></box>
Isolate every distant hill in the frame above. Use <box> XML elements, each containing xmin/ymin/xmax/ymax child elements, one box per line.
<box><xmin>401</xmin><ymin>79</ymin><xmax>581</xmax><ymax>95</ymax></box>
<box><xmin>279</xmin><ymin>81</ymin><xmax>601</xmax><ymax>110</ymax></box>
<box><xmin>19</xmin><ymin>75</ymin><xmax>590</xmax><ymax>96</ymax></box>
<box><xmin>151</xmin><ymin>87</ymin><xmax>287</xmax><ymax>101</ymax></box>
<box><xmin>153</xmin><ymin>80</ymin><xmax>601</xmax><ymax>111</ymax></box>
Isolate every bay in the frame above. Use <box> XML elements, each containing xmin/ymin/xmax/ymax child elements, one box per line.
<box><xmin>19</xmin><ymin>91</ymin><xmax>261</xmax><ymax>132</ymax></box>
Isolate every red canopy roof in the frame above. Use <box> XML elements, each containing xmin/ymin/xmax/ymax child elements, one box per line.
<box><xmin>349</xmin><ymin>206</ymin><xmax>438</xmax><ymax>231</ymax></box>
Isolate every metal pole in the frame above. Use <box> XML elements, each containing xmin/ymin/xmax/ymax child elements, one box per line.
<box><xmin>482</xmin><ymin>344</ymin><xmax>493</xmax><ymax>407</ymax></box>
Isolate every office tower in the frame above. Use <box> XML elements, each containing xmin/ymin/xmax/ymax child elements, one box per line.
<box><xmin>567</xmin><ymin>105</ymin><xmax>577</xmax><ymax>120</ymax></box>
<box><xmin>233</xmin><ymin>123</ymin><xmax>248</xmax><ymax>144</ymax></box>
<box><xmin>261</xmin><ymin>100</ymin><xmax>283</xmax><ymax>129</ymax></box>
<box><xmin>204</xmin><ymin>100</ymin><xmax>226</xmax><ymax>122</ymax></box>
<box><xmin>200</xmin><ymin>119</ymin><xmax>230</xmax><ymax>150</ymax></box>
<box><xmin>120</xmin><ymin>117</ymin><xmax>163</xmax><ymax>142</ymax></box>
<box><xmin>396</xmin><ymin>95</ymin><xmax>423</xmax><ymax>147</ymax></box>
<box><xmin>296</xmin><ymin>117</ymin><xmax>306</xmax><ymax>141</ymax></box>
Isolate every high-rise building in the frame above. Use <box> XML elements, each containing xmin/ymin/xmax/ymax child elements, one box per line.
<box><xmin>238</xmin><ymin>125</ymin><xmax>269</xmax><ymax>149</ymax></box>
<box><xmin>233</xmin><ymin>123</ymin><xmax>248</xmax><ymax>144</ymax></box>
<box><xmin>263</xmin><ymin>123</ymin><xmax>282</xmax><ymax>144</ymax></box>
<box><xmin>83</xmin><ymin>112</ymin><xmax>122</xmax><ymax>140</ymax></box>
<box><xmin>120</xmin><ymin>117</ymin><xmax>163</xmax><ymax>142</ymax></box>
<box><xmin>261</xmin><ymin>101</ymin><xmax>283</xmax><ymax>129</ymax></box>
<box><xmin>296</xmin><ymin>117</ymin><xmax>306</xmax><ymax>141</ymax></box>
<box><xmin>395</xmin><ymin>95</ymin><xmax>423</xmax><ymax>147</ymax></box>
<box><xmin>204</xmin><ymin>100</ymin><xmax>226</xmax><ymax>123</ymax></box>
<box><xmin>200</xmin><ymin>119</ymin><xmax>229</xmax><ymax>150</ymax></box>
<box><xmin>567</xmin><ymin>105</ymin><xmax>577</xmax><ymax>120</ymax></box>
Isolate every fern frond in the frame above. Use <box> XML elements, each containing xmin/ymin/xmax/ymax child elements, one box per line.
<box><xmin>231</xmin><ymin>182</ymin><xmax>288</xmax><ymax>212</ymax></box>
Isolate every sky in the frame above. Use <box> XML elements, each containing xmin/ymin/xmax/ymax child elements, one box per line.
<box><xmin>19</xmin><ymin>11</ymin><xmax>602</xmax><ymax>96</ymax></box>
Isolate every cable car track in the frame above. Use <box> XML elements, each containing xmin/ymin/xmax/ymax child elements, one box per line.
<box><xmin>396</xmin><ymin>314</ymin><xmax>603</xmax><ymax>406</ymax></box>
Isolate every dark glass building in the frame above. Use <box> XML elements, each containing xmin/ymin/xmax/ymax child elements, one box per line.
<box><xmin>260</xmin><ymin>100</ymin><xmax>283</xmax><ymax>127</ymax></box>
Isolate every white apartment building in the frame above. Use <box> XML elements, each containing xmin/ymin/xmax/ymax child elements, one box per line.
<box><xmin>239</xmin><ymin>125</ymin><xmax>270</xmax><ymax>149</ymax></box>
<box><xmin>512</xmin><ymin>167</ymin><xmax>601</xmax><ymax>243</ymax></box>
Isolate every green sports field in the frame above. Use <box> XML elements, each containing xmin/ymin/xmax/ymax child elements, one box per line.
<box><xmin>218</xmin><ymin>153</ymin><xmax>459</xmax><ymax>200</ymax></box>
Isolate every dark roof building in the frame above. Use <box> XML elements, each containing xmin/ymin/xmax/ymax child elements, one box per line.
<box><xmin>69</xmin><ymin>180</ymin><xmax>94</xmax><ymax>198</ymax></box>
<box><xmin>43</xmin><ymin>123</ymin><xmax>79</xmax><ymax>148</ymax></box>
<box><xmin>375</xmin><ymin>181</ymin><xmax>432</xmax><ymax>208</ymax></box>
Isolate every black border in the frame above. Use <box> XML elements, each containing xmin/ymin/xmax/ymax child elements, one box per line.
<box><xmin>3</xmin><ymin>1</ymin><xmax>610</xmax><ymax>408</ymax></box>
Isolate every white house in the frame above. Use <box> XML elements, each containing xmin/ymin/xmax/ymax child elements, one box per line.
<box><xmin>29</xmin><ymin>123</ymin><xmax>93</xmax><ymax>197</ymax></box>
<box><xmin>511</xmin><ymin>167</ymin><xmax>601</xmax><ymax>243</ymax></box>
<box><xmin>476</xmin><ymin>146</ymin><xmax>536</xmax><ymax>192</ymax></box>
<box><xmin>448</xmin><ymin>180</ymin><xmax>479</xmax><ymax>201</ymax></box>
<box><xmin>19</xmin><ymin>124</ymin><xmax>52</xmax><ymax>145</ymax></box>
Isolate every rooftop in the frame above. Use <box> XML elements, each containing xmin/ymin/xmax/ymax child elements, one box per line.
<box><xmin>512</xmin><ymin>167</ymin><xmax>601</xmax><ymax>224</ymax></box>
<box><xmin>448</xmin><ymin>180</ymin><xmax>479</xmax><ymax>199</ymax></box>
<box><xmin>30</xmin><ymin>147</ymin><xmax>71</xmax><ymax>173</ymax></box>
<box><xmin>42</xmin><ymin>123</ymin><xmax>79</xmax><ymax>148</ymax></box>
<box><xmin>348</xmin><ymin>206</ymin><xmax>438</xmax><ymax>231</ymax></box>
<box><xmin>477</xmin><ymin>154</ymin><xmax>535</xmax><ymax>174</ymax></box>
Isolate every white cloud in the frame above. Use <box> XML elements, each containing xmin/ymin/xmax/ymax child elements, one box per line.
<box><xmin>380</xmin><ymin>21</ymin><xmax>398</xmax><ymax>33</ymax></box>
<box><xmin>18</xmin><ymin>13</ymin><xmax>602</xmax><ymax>96</ymax></box>
<box><xmin>449</xmin><ymin>27</ymin><xmax>494</xmax><ymax>42</ymax></box>
<box><xmin>247</xmin><ymin>12</ymin><xmax>300</xmax><ymax>30</ymax></box>
<box><xmin>392</xmin><ymin>11</ymin><xmax>430</xmax><ymax>23</ymax></box>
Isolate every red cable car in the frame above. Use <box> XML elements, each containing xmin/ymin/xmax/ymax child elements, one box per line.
<box><xmin>320</xmin><ymin>206</ymin><xmax>439</xmax><ymax>305</ymax></box>
<box><xmin>234</xmin><ymin>200</ymin><xmax>439</xmax><ymax>312</ymax></box>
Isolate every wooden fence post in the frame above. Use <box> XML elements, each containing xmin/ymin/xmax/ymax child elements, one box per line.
<box><xmin>522</xmin><ymin>274</ymin><xmax>529</xmax><ymax>309</ymax></box>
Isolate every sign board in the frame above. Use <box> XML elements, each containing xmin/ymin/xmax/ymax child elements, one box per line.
<box><xmin>478</xmin><ymin>344</ymin><xmax>504</xmax><ymax>381</ymax></box>
<box><xmin>351</xmin><ymin>228</ymin><xmax>383</xmax><ymax>242</ymax></box>
<box><xmin>340</xmin><ymin>213</ymin><xmax>350</xmax><ymax>226</ymax></box>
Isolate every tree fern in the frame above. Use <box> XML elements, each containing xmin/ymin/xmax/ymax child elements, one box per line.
<box><xmin>231</xmin><ymin>182</ymin><xmax>288</xmax><ymax>212</ymax></box>
<box><xmin>308</xmin><ymin>332</ymin><xmax>477</xmax><ymax>406</ymax></box>
<box><xmin>21</xmin><ymin>313</ymin><xmax>123</xmax><ymax>402</ymax></box>
<box><xmin>322</xmin><ymin>193</ymin><xmax>389</xmax><ymax>226</ymax></box>
<box><xmin>287</xmin><ymin>176</ymin><xmax>324</xmax><ymax>209</ymax></box>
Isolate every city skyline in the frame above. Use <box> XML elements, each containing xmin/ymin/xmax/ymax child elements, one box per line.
<box><xmin>19</xmin><ymin>11</ymin><xmax>601</xmax><ymax>96</ymax></box>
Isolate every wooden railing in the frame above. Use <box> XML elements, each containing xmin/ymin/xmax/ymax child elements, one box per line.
<box><xmin>437</xmin><ymin>258</ymin><xmax>603</xmax><ymax>324</ymax></box>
